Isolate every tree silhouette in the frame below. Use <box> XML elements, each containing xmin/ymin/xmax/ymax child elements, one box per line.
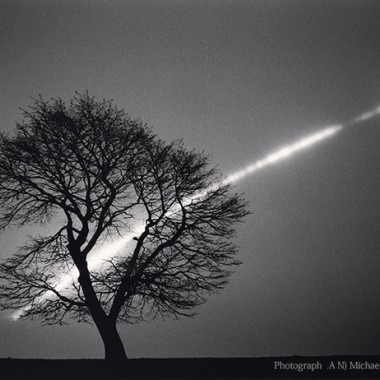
<box><xmin>0</xmin><ymin>93</ymin><xmax>249</xmax><ymax>361</ymax></box>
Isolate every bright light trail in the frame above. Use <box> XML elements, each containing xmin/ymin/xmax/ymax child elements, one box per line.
<box><xmin>11</xmin><ymin>104</ymin><xmax>380</xmax><ymax>320</ymax></box>
<box><xmin>11</xmin><ymin>226</ymin><xmax>146</xmax><ymax>320</ymax></box>
<box><xmin>220</xmin><ymin>124</ymin><xmax>342</xmax><ymax>185</ymax></box>
<box><xmin>351</xmin><ymin>105</ymin><xmax>380</xmax><ymax>123</ymax></box>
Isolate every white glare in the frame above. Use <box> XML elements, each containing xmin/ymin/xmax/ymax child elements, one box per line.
<box><xmin>11</xmin><ymin>223</ymin><xmax>145</xmax><ymax>320</ymax></box>
<box><xmin>12</xmin><ymin>103</ymin><xmax>380</xmax><ymax>320</ymax></box>
<box><xmin>352</xmin><ymin>105</ymin><xmax>380</xmax><ymax>123</ymax></box>
<box><xmin>221</xmin><ymin>124</ymin><xmax>342</xmax><ymax>185</ymax></box>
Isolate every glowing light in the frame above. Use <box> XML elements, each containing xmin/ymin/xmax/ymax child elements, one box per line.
<box><xmin>221</xmin><ymin>124</ymin><xmax>343</xmax><ymax>185</ymax></box>
<box><xmin>9</xmin><ymin>125</ymin><xmax>344</xmax><ymax>320</ymax></box>
<box><xmin>12</xmin><ymin>103</ymin><xmax>380</xmax><ymax>320</ymax></box>
<box><xmin>11</xmin><ymin>308</ymin><xmax>29</xmax><ymax>321</ymax></box>
<box><xmin>12</xmin><ymin>223</ymin><xmax>146</xmax><ymax>320</ymax></box>
<box><xmin>351</xmin><ymin>105</ymin><xmax>380</xmax><ymax>123</ymax></box>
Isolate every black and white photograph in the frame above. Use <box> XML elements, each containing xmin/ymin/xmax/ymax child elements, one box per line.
<box><xmin>1</xmin><ymin>0</ymin><xmax>380</xmax><ymax>378</ymax></box>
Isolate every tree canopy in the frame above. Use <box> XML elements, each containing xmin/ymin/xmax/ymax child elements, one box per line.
<box><xmin>0</xmin><ymin>93</ymin><xmax>249</xmax><ymax>359</ymax></box>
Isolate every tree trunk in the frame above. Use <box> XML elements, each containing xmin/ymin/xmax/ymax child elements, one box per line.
<box><xmin>96</xmin><ymin>318</ymin><xmax>128</xmax><ymax>361</ymax></box>
<box><xmin>75</xmin><ymin>258</ymin><xmax>127</xmax><ymax>361</ymax></box>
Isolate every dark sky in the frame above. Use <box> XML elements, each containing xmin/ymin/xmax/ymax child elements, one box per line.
<box><xmin>1</xmin><ymin>0</ymin><xmax>380</xmax><ymax>359</ymax></box>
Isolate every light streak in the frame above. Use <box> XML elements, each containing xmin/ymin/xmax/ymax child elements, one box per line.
<box><xmin>11</xmin><ymin>104</ymin><xmax>380</xmax><ymax>320</ymax></box>
<box><xmin>220</xmin><ymin>124</ymin><xmax>342</xmax><ymax>185</ymax></box>
<box><xmin>11</xmin><ymin>225</ymin><xmax>146</xmax><ymax>320</ymax></box>
<box><xmin>351</xmin><ymin>105</ymin><xmax>380</xmax><ymax>123</ymax></box>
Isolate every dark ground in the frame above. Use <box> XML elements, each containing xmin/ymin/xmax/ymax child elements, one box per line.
<box><xmin>1</xmin><ymin>356</ymin><xmax>380</xmax><ymax>379</ymax></box>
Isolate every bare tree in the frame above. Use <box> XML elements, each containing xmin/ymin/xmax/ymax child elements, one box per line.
<box><xmin>0</xmin><ymin>93</ymin><xmax>249</xmax><ymax>361</ymax></box>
